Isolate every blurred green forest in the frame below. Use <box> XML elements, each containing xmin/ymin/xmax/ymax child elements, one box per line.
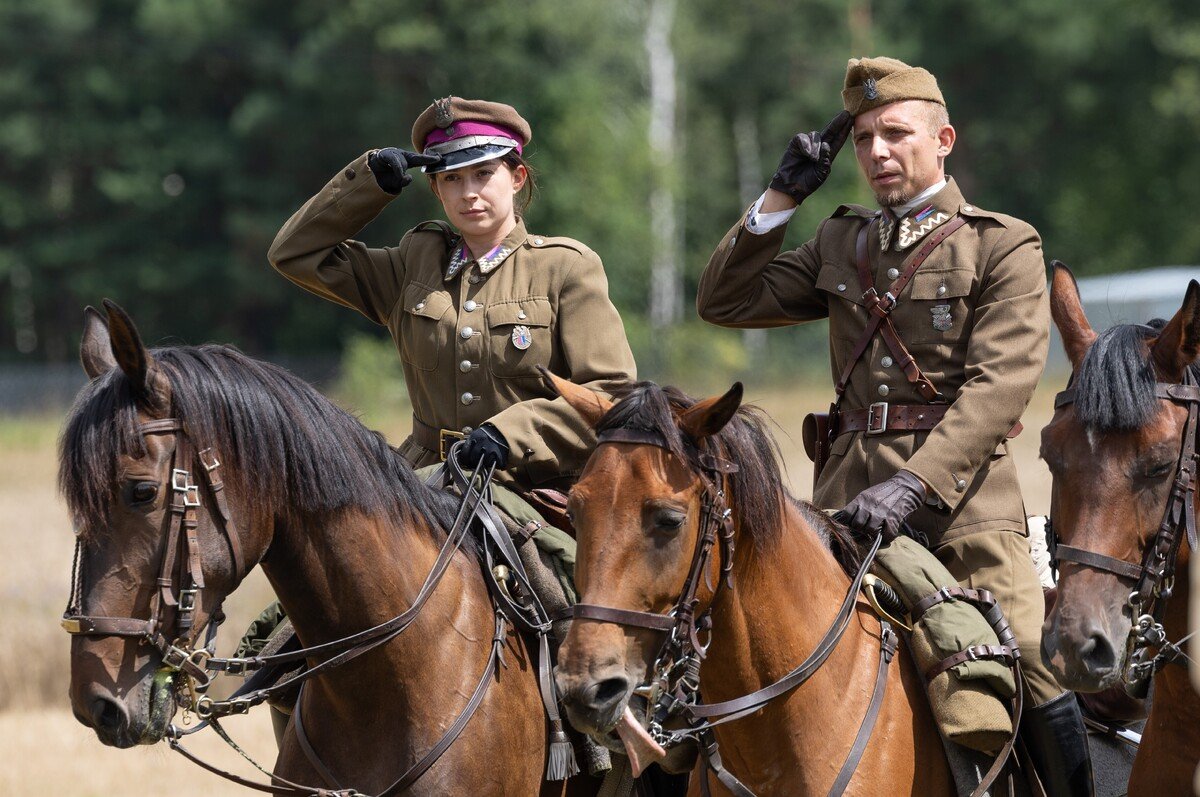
<box><xmin>3</xmin><ymin>0</ymin><xmax>1199</xmax><ymax>377</ymax></box>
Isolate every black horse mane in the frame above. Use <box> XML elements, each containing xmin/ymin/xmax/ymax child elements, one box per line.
<box><xmin>1075</xmin><ymin>319</ymin><xmax>1200</xmax><ymax>432</ymax></box>
<box><xmin>59</xmin><ymin>344</ymin><xmax>461</xmax><ymax>541</ymax></box>
<box><xmin>595</xmin><ymin>381</ymin><xmax>861</xmax><ymax>575</ymax></box>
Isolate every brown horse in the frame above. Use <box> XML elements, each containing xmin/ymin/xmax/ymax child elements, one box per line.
<box><xmin>544</xmin><ymin>373</ymin><xmax>955</xmax><ymax>796</ymax></box>
<box><xmin>60</xmin><ymin>302</ymin><xmax>583</xmax><ymax>796</ymax></box>
<box><xmin>1040</xmin><ymin>265</ymin><xmax>1200</xmax><ymax>795</ymax></box>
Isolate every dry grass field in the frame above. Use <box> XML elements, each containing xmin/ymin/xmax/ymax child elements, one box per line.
<box><xmin>0</xmin><ymin>380</ymin><xmax>1061</xmax><ymax>794</ymax></box>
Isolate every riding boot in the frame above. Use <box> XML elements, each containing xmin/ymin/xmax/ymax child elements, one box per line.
<box><xmin>1020</xmin><ymin>691</ymin><xmax>1095</xmax><ymax>797</ymax></box>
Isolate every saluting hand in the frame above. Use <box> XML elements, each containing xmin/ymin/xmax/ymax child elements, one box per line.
<box><xmin>367</xmin><ymin>148</ymin><xmax>443</xmax><ymax>195</ymax></box>
<box><xmin>768</xmin><ymin>110</ymin><xmax>853</xmax><ymax>204</ymax></box>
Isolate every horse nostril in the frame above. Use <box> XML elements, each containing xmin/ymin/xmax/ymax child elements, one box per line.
<box><xmin>91</xmin><ymin>696</ymin><xmax>127</xmax><ymax>732</ymax></box>
<box><xmin>584</xmin><ymin>676</ymin><xmax>630</xmax><ymax>711</ymax></box>
<box><xmin>1079</xmin><ymin>630</ymin><xmax>1117</xmax><ymax>674</ymax></box>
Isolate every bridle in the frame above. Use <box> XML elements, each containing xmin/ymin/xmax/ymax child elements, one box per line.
<box><xmin>62</xmin><ymin>417</ymin><xmax>247</xmax><ymax>698</ymax></box>
<box><xmin>62</xmin><ymin>414</ymin><xmax>570</xmax><ymax>796</ymax></box>
<box><xmin>1048</xmin><ymin>370</ymin><xmax>1199</xmax><ymax>693</ymax></box>
<box><xmin>568</xmin><ymin>426</ymin><xmax>896</xmax><ymax>797</ymax></box>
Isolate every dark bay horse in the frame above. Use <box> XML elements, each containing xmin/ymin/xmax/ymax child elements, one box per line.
<box><xmin>544</xmin><ymin>372</ymin><xmax>955</xmax><ymax>796</ymax></box>
<box><xmin>60</xmin><ymin>302</ymin><xmax>579</xmax><ymax>796</ymax></box>
<box><xmin>1040</xmin><ymin>265</ymin><xmax>1200</xmax><ymax>795</ymax></box>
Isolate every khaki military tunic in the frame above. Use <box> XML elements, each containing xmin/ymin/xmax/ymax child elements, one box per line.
<box><xmin>269</xmin><ymin>151</ymin><xmax>637</xmax><ymax>490</ymax></box>
<box><xmin>698</xmin><ymin>178</ymin><xmax>1062</xmax><ymax>703</ymax></box>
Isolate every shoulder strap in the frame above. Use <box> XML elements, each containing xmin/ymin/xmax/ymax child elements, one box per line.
<box><xmin>834</xmin><ymin>215</ymin><xmax>966</xmax><ymax>403</ymax></box>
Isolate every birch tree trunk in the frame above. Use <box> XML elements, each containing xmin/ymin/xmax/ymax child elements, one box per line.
<box><xmin>646</xmin><ymin>0</ymin><xmax>681</xmax><ymax>333</ymax></box>
<box><xmin>734</xmin><ymin>109</ymin><xmax>767</xmax><ymax>363</ymax></box>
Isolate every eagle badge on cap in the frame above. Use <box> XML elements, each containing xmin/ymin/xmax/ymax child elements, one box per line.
<box><xmin>863</xmin><ymin>77</ymin><xmax>879</xmax><ymax>100</ymax></box>
<box><xmin>434</xmin><ymin>97</ymin><xmax>454</xmax><ymax>129</ymax></box>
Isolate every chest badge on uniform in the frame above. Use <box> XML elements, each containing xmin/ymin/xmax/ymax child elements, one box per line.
<box><xmin>930</xmin><ymin>304</ymin><xmax>954</xmax><ymax>332</ymax></box>
<box><xmin>511</xmin><ymin>325</ymin><xmax>533</xmax><ymax>350</ymax></box>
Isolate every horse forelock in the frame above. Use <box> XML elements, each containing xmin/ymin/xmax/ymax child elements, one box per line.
<box><xmin>1075</xmin><ymin>320</ymin><xmax>1200</xmax><ymax>432</ymax></box>
<box><xmin>59</xmin><ymin>344</ymin><xmax>461</xmax><ymax>543</ymax></box>
<box><xmin>595</xmin><ymin>382</ymin><xmax>796</xmax><ymax>556</ymax></box>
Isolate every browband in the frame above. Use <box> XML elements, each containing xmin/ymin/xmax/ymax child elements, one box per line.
<box><xmin>596</xmin><ymin>427</ymin><xmax>739</xmax><ymax>475</ymax></box>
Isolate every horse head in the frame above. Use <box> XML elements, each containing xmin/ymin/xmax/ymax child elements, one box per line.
<box><xmin>1041</xmin><ymin>264</ymin><xmax>1200</xmax><ymax>691</ymax></box>
<box><xmin>61</xmin><ymin>302</ymin><xmax>264</xmax><ymax>747</ymax></box>
<box><xmin>546</xmin><ymin>373</ymin><xmax>752</xmax><ymax>736</ymax></box>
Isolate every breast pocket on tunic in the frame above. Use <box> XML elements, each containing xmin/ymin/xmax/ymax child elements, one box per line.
<box><xmin>398</xmin><ymin>284</ymin><xmax>453</xmax><ymax>372</ymax></box>
<box><xmin>814</xmin><ymin>260</ymin><xmax>867</xmax><ymax>342</ymax></box>
<box><xmin>486</xmin><ymin>297</ymin><xmax>552</xmax><ymax>379</ymax></box>
<box><xmin>903</xmin><ymin>268</ymin><xmax>975</xmax><ymax>344</ymax></box>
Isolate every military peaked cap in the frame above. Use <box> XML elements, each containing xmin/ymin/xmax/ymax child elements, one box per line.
<box><xmin>842</xmin><ymin>57</ymin><xmax>945</xmax><ymax>116</ymax></box>
<box><xmin>411</xmin><ymin>97</ymin><xmax>532</xmax><ymax>174</ymax></box>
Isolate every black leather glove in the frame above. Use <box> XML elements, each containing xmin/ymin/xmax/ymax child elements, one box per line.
<box><xmin>768</xmin><ymin>110</ymin><xmax>854</xmax><ymax>204</ymax></box>
<box><xmin>367</xmin><ymin>148</ymin><xmax>443</xmax><ymax>195</ymax></box>
<box><xmin>460</xmin><ymin>424</ymin><xmax>510</xmax><ymax>470</ymax></box>
<box><xmin>840</xmin><ymin>470</ymin><xmax>926</xmax><ymax>542</ymax></box>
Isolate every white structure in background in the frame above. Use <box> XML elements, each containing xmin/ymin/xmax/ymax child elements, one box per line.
<box><xmin>1049</xmin><ymin>266</ymin><xmax>1198</xmax><ymax>368</ymax></box>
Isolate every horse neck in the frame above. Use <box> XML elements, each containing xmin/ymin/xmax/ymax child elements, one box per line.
<box><xmin>260</xmin><ymin>506</ymin><xmax>491</xmax><ymax>689</ymax></box>
<box><xmin>704</xmin><ymin>500</ymin><xmax>858</xmax><ymax>696</ymax></box>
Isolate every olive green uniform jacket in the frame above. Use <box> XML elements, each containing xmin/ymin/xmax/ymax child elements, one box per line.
<box><xmin>697</xmin><ymin>178</ymin><xmax>1050</xmax><ymax>544</ymax></box>
<box><xmin>269</xmin><ymin>151</ymin><xmax>637</xmax><ymax>491</ymax></box>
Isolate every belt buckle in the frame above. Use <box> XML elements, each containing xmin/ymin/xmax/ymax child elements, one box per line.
<box><xmin>438</xmin><ymin>429</ymin><xmax>465</xmax><ymax>461</ymax></box>
<box><xmin>865</xmin><ymin>402</ymin><xmax>889</xmax><ymax>435</ymax></box>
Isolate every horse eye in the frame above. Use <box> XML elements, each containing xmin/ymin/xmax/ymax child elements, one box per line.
<box><xmin>129</xmin><ymin>481</ymin><xmax>159</xmax><ymax>504</ymax></box>
<box><xmin>1145</xmin><ymin>462</ymin><xmax>1174</xmax><ymax>480</ymax></box>
<box><xmin>655</xmin><ymin>512</ymin><xmax>686</xmax><ymax>532</ymax></box>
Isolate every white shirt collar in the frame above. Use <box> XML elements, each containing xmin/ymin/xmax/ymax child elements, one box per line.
<box><xmin>889</xmin><ymin>178</ymin><xmax>947</xmax><ymax>218</ymax></box>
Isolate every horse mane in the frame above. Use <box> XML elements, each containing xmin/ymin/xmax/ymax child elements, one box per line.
<box><xmin>1075</xmin><ymin>319</ymin><xmax>1200</xmax><ymax>432</ymax></box>
<box><xmin>594</xmin><ymin>382</ymin><xmax>860</xmax><ymax>574</ymax></box>
<box><xmin>59</xmin><ymin>344</ymin><xmax>461</xmax><ymax>541</ymax></box>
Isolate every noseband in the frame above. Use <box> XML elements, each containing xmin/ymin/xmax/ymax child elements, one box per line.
<box><xmin>1049</xmin><ymin>372</ymin><xmax>1199</xmax><ymax>689</ymax></box>
<box><xmin>62</xmin><ymin>418</ymin><xmax>247</xmax><ymax>692</ymax></box>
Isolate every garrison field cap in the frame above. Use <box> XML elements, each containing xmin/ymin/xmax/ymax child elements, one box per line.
<box><xmin>412</xmin><ymin>97</ymin><xmax>532</xmax><ymax>174</ymax></box>
<box><xmin>841</xmin><ymin>57</ymin><xmax>945</xmax><ymax>116</ymax></box>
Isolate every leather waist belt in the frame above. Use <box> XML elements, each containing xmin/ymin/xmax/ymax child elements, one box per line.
<box><xmin>836</xmin><ymin>402</ymin><xmax>1023</xmax><ymax>439</ymax></box>
<box><xmin>411</xmin><ymin>415</ymin><xmax>467</xmax><ymax>461</ymax></box>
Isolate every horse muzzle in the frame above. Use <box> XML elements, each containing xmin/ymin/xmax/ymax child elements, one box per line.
<box><xmin>1041</xmin><ymin>606</ymin><xmax>1126</xmax><ymax>691</ymax></box>
<box><xmin>71</xmin><ymin>667</ymin><xmax>176</xmax><ymax>748</ymax></box>
<box><xmin>555</xmin><ymin>664</ymin><xmax>634</xmax><ymax>736</ymax></box>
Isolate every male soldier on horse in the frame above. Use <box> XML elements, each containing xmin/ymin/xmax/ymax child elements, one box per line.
<box><xmin>697</xmin><ymin>57</ymin><xmax>1093</xmax><ymax>796</ymax></box>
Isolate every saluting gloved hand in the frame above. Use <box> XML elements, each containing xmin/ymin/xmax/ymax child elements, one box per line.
<box><xmin>367</xmin><ymin>148</ymin><xmax>443</xmax><ymax>195</ymax></box>
<box><xmin>768</xmin><ymin>110</ymin><xmax>854</xmax><ymax>204</ymax></box>
<box><xmin>840</xmin><ymin>470</ymin><xmax>926</xmax><ymax>542</ymax></box>
<box><xmin>460</xmin><ymin>424</ymin><xmax>510</xmax><ymax>470</ymax></box>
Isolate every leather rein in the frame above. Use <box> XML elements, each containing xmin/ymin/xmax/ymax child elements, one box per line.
<box><xmin>63</xmin><ymin>419</ymin><xmax>568</xmax><ymax>797</ymax></box>
<box><xmin>568</xmin><ymin>427</ymin><xmax>894</xmax><ymax>797</ymax></box>
<box><xmin>1049</xmin><ymin>372</ymin><xmax>1199</xmax><ymax>692</ymax></box>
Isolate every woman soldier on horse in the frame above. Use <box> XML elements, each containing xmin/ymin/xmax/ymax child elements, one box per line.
<box><xmin>269</xmin><ymin>96</ymin><xmax>636</xmax><ymax>492</ymax></box>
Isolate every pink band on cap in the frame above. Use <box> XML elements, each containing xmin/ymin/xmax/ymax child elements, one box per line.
<box><xmin>424</xmin><ymin>121</ymin><xmax>524</xmax><ymax>153</ymax></box>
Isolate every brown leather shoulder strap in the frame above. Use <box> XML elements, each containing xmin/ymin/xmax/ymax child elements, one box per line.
<box><xmin>835</xmin><ymin>215</ymin><xmax>966</xmax><ymax>402</ymax></box>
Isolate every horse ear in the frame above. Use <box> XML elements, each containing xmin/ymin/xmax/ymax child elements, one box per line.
<box><xmin>80</xmin><ymin>306</ymin><xmax>117</xmax><ymax>379</ymax></box>
<box><xmin>102</xmin><ymin>299</ymin><xmax>169</xmax><ymax>410</ymax></box>
<box><xmin>1149</xmin><ymin>279</ymin><xmax>1200</xmax><ymax>381</ymax></box>
<box><xmin>538</xmin><ymin>366</ymin><xmax>613</xmax><ymax>427</ymax></box>
<box><xmin>679</xmin><ymin>383</ymin><xmax>744</xmax><ymax>441</ymax></box>
<box><xmin>1049</xmin><ymin>260</ymin><xmax>1096</xmax><ymax>368</ymax></box>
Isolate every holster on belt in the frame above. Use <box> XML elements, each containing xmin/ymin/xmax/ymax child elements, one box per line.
<box><xmin>801</xmin><ymin>410</ymin><xmax>832</xmax><ymax>482</ymax></box>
